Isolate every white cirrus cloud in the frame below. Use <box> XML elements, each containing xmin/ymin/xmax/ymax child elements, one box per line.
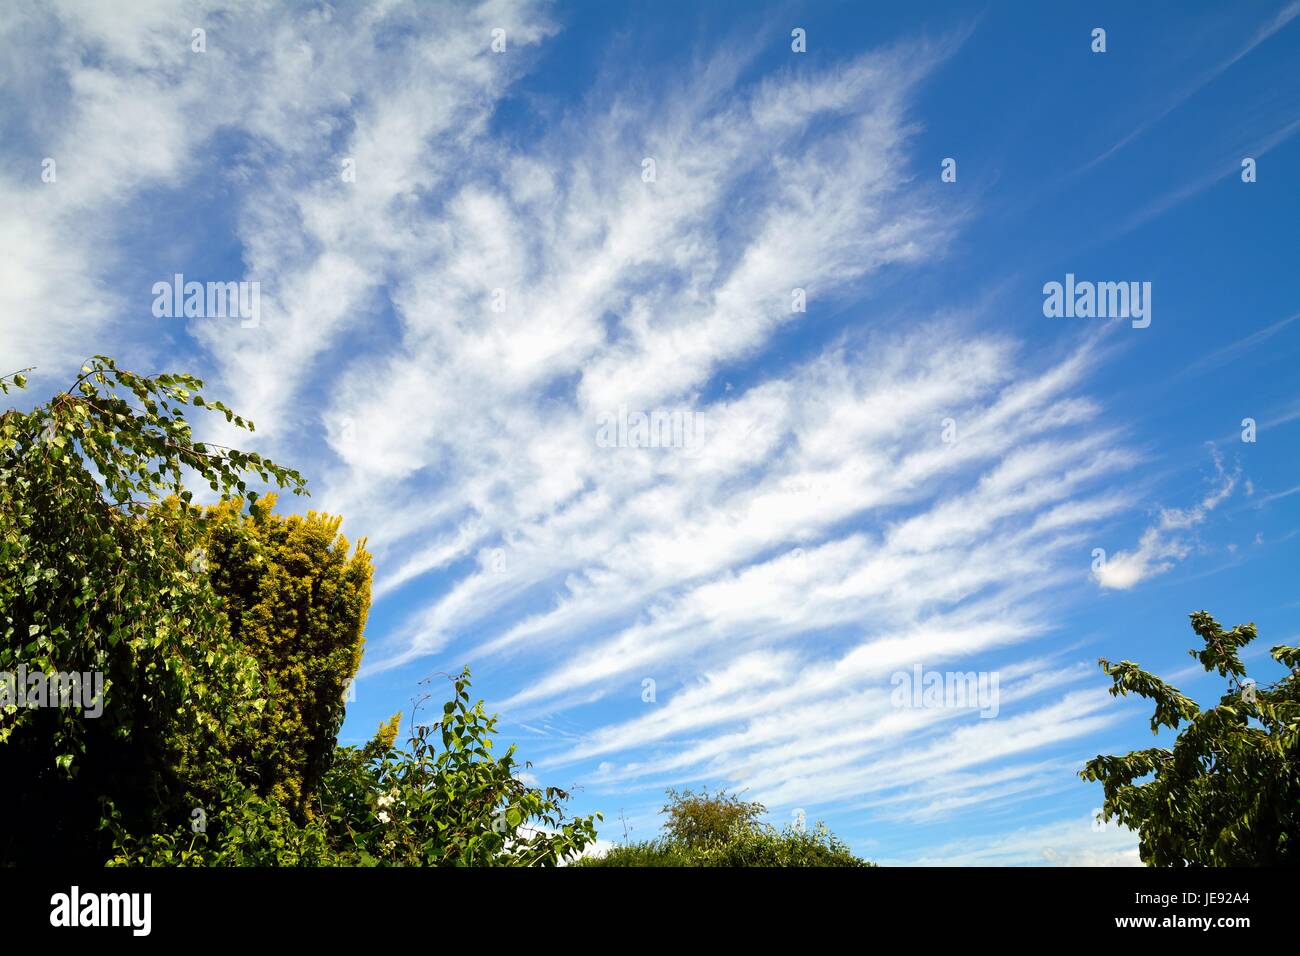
<box><xmin>1094</xmin><ymin>447</ymin><xmax>1236</xmax><ymax>590</ymax></box>
<box><xmin>0</xmin><ymin>1</ymin><xmax>1167</xmax><ymax>838</ymax></box>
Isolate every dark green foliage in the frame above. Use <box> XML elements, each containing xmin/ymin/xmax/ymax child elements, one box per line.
<box><xmin>109</xmin><ymin>669</ymin><xmax>601</xmax><ymax>867</ymax></box>
<box><xmin>0</xmin><ymin>359</ymin><xmax>304</xmax><ymax>865</ymax></box>
<box><xmin>1081</xmin><ymin>611</ymin><xmax>1300</xmax><ymax>866</ymax></box>
<box><xmin>4</xmin><ymin>361</ymin><xmax>592</xmax><ymax>867</ymax></box>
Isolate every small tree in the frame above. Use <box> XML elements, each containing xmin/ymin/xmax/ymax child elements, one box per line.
<box><xmin>1081</xmin><ymin>611</ymin><xmax>1300</xmax><ymax>866</ymax></box>
<box><xmin>662</xmin><ymin>787</ymin><xmax>765</xmax><ymax>847</ymax></box>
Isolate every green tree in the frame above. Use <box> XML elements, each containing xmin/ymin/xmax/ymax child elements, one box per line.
<box><xmin>1081</xmin><ymin>611</ymin><xmax>1300</xmax><ymax>866</ymax></box>
<box><xmin>0</xmin><ymin>359</ymin><xmax>305</xmax><ymax>865</ymax></box>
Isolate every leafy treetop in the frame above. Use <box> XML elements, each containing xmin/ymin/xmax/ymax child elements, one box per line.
<box><xmin>1082</xmin><ymin>611</ymin><xmax>1300</xmax><ymax>866</ymax></box>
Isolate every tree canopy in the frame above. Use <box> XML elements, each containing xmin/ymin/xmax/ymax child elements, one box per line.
<box><xmin>0</xmin><ymin>359</ymin><xmax>598</xmax><ymax>867</ymax></box>
<box><xmin>1082</xmin><ymin>611</ymin><xmax>1300</xmax><ymax>866</ymax></box>
<box><xmin>0</xmin><ymin>358</ymin><xmax>305</xmax><ymax>864</ymax></box>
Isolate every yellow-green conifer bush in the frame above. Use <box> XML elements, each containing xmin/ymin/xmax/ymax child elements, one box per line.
<box><xmin>202</xmin><ymin>495</ymin><xmax>373</xmax><ymax>816</ymax></box>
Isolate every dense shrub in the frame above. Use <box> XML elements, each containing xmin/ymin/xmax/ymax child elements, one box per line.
<box><xmin>577</xmin><ymin>839</ymin><xmax>700</xmax><ymax>867</ymax></box>
<box><xmin>577</xmin><ymin>789</ymin><xmax>873</xmax><ymax>867</ymax></box>
<box><xmin>108</xmin><ymin>669</ymin><xmax>601</xmax><ymax>867</ymax></box>
<box><xmin>693</xmin><ymin>820</ymin><xmax>872</xmax><ymax>867</ymax></box>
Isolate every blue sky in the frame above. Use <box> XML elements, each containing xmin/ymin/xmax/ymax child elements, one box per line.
<box><xmin>3</xmin><ymin>0</ymin><xmax>1298</xmax><ymax>865</ymax></box>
